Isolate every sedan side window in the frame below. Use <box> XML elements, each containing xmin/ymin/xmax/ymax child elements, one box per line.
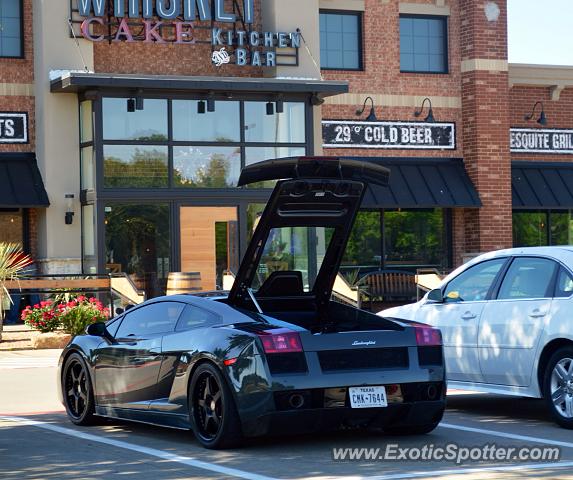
<box><xmin>555</xmin><ymin>267</ymin><xmax>573</xmax><ymax>298</ymax></box>
<box><xmin>175</xmin><ymin>305</ymin><xmax>221</xmax><ymax>332</ymax></box>
<box><xmin>444</xmin><ymin>259</ymin><xmax>506</xmax><ymax>302</ymax></box>
<box><xmin>115</xmin><ymin>302</ymin><xmax>185</xmax><ymax>338</ymax></box>
<box><xmin>498</xmin><ymin>258</ymin><xmax>557</xmax><ymax>300</ymax></box>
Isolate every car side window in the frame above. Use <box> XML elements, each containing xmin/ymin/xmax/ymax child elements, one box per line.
<box><xmin>555</xmin><ymin>267</ymin><xmax>573</xmax><ymax>298</ymax></box>
<box><xmin>115</xmin><ymin>302</ymin><xmax>185</xmax><ymax>338</ymax></box>
<box><xmin>106</xmin><ymin>317</ymin><xmax>122</xmax><ymax>337</ymax></box>
<box><xmin>444</xmin><ymin>258</ymin><xmax>506</xmax><ymax>302</ymax></box>
<box><xmin>175</xmin><ymin>305</ymin><xmax>221</xmax><ymax>332</ymax></box>
<box><xmin>497</xmin><ymin>258</ymin><xmax>557</xmax><ymax>300</ymax></box>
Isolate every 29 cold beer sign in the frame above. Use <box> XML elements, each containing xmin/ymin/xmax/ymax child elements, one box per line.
<box><xmin>323</xmin><ymin>120</ymin><xmax>456</xmax><ymax>150</ymax></box>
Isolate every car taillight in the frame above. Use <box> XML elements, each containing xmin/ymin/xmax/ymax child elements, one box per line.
<box><xmin>257</xmin><ymin>329</ymin><xmax>303</xmax><ymax>354</ymax></box>
<box><xmin>415</xmin><ymin>326</ymin><xmax>442</xmax><ymax>346</ymax></box>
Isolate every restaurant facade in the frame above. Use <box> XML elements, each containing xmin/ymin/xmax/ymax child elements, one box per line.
<box><xmin>1</xmin><ymin>0</ymin><xmax>573</xmax><ymax>298</ymax></box>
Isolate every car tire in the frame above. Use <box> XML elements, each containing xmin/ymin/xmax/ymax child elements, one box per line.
<box><xmin>62</xmin><ymin>352</ymin><xmax>97</xmax><ymax>426</ymax></box>
<box><xmin>189</xmin><ymin>362</ymin><xmax>243</xmax><ymax>449</ymax></box>
<box><xmin>543</xmin><ymin>346</ymin><xmax>573</xmax><ymax>429</ymax></box>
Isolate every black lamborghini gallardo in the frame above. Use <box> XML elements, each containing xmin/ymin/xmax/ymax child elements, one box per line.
<box><xmin>59</xmin><ymin>157</ymin><xmax>445</xmax><ymax>449</ymax></box>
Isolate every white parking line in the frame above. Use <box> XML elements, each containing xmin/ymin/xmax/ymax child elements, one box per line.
<box><xmin>0</xmin><ymin>358</ymin><xmax>58</xmax><ymax>369</ymax></box>
<box><xmin>440</xmin><ymin>422</ymin><xmax>573</xmax><ymax>449</ymax></box>
<box><xmin>0</xmin><ymin>415</ymin><xmax>276</xmax><ymax>480</ymax></box>
<box><xmin>3</xmin><ymin>415</ymin><xmax>573</xmax><ymax>480</ymax></box>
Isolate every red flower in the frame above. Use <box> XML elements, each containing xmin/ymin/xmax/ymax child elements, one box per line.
<box><xmin>77</xmin><ymin>295</ymin><xmax>86</xmax><ymax>302</ymax></box>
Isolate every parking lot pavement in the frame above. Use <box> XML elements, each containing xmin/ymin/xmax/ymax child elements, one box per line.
<box><xmin>1</xmin><ymin>362</ymin><xmax>573</xmax><ymax>479</ymax></box>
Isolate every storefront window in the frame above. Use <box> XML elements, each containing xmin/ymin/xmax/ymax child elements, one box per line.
<box><xmin>104</xmin><ymin>145</ymin><xmax>168</xmax><ymax>188</ymax></box>
<box><xmin>103</xmin><ymin>98</ymin><xmax>168</xmax><ymax>141</ymax></box>
<box><xmin>245</xmin><ymin>146</ymin><xmax>306</xmax><ymax>188</ymax></box>
<box><xmin>0</xmin><ymin>209</ymin><xmax>23</xmax><ymax>246</ymax></box>
<box><xmin>341</xmin><ymin>209</ymin><xmax>449</xmax><ymax>283</ymax></box>
<box><xmin>81</xmin><ymin>146</ymin><xmax>95</xmax><ymax>190</ymax></box>
<box><xmin>82</xmin><ymin>205</ymin><xmax>97</xmax><ymax>274</ymax></box>
<box><xmin>172</xmin><ymin>100</ymin><xmax>240</xmax><ymax>142</ymax></box>
<box><xmin>342</xmin><ymin>211</ymin><xmax>382</xmax><ymax>268</ymax></box>
<box><xmin>244</xmin><ymin>102</ymin><xmax>305</xmax><ymax>143</ymax></box>
<box><xmin>550</xmin><ymin>211</ymin><xmax>573</xmax><ymax>245</ymax></box>
<box><xmin>247</xmin><ymin>203</ymin><xmax>267</xmax><ymax>241</ymax></box>
<box><xmin>385</xmin><ymin>210</ymin><xmax>446</xmax><ymax>268</ymax></box>
<box><xmin>174</xmin><ymin>146</ymin><xmax>241</xmax><ymax>188</ymax></box>
<box><xmin>513</xmin><ymin>212</ymin><xmax>548</xmax><ymax>247</ymax></box>
<box><xmin>80</xmin><ymin>100</ymin><xmax>93</xmax><ymax>143</ymax></box>
<box><xmin>513</xmin><ymin>211</ymin><xmax>573</xmax><ymax>247</ymax></box>
<box><xmin>105</xmin><ymin>204</ymin><xmax>170</xmax><ymax>298</ymax></box>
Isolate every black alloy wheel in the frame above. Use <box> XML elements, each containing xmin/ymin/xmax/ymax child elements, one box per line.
<box><xmin>190</xmin><ymin>363</ymin><xmax>242</xmax><ymax>449</ymax></box>
<box><xmin>63</xmin><ymin>353</ymin><xmax>96</xmax><ymax>425</ymax></box>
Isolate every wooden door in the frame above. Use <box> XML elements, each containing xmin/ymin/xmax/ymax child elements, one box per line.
<box><xmin>180</xmin><ymin>207</ymin><xmax>238</xmax><ymax>291</ymax></box>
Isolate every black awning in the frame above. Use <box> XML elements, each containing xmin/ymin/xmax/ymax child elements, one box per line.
<box><xmin>50</xmin><ymin>72</ymin><xmax>348</xmax><ymax>97</ymax></box>
<box><xmin>0</xmin><ymin>153</ymin><xmax>50</xmax><ymax>208</ymax></box>
<box><xmin>345</xmin><ymin>157</ymin><xmax>481</xmax><ymax>209</ymax></box>
<box><xmin>512</xmin><ymin>161</ymin><xmax>573</xmax><ymax>209</ymax></box>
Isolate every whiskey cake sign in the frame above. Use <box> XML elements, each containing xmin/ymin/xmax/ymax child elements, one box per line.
<box><xmin>323</xmin><ymin>120</ymin><xmax>456</xmax><ymax>150</ymax></box>
<box><xmin>74</xmin><ymin>0</ymin><xmax>300</xmax><ymax>67</ymax></box>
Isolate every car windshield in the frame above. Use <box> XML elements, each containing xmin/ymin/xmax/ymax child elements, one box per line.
<box><xmin>252</xmin><ymin>226</ymin><xmax>335</xmax><ymax>292</ymax></box>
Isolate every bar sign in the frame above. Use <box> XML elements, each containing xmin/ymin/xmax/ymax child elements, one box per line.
<box><xmin>0</xmin><ymin>113</ymin><xmax>28</xmax><ymax>143</ymax></box>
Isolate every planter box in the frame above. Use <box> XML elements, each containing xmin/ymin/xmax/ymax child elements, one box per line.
<box><xmin>31</xmin><ymin>332</ymin><xmax>72</xmax><ymax>350</ymax></box>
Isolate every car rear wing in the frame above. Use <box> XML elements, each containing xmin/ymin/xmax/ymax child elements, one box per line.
<box><xmin>237</xmin><ymin>157</ymin><xmax>390</xmax><ymax>187</ymax></box>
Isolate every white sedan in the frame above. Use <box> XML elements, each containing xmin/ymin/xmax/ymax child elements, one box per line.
<box><xmin>381</xmin><ymin>246</ymin><xmax>573</xmax><ymax>428</ymax></box>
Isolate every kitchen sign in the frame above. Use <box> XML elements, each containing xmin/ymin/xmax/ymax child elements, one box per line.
<box><xmin>74</xmin><ymin>0</ymin><xmax>300</xmax><ymax>67</ymax></box>
<box><xmin>0</xmin><ymin>113</ymin><xmax>28</xmax><ymax>144</ymax></box>
<box><xmin>510</xmin><ymin>128</ymin><xmax>573</xmax><ymax>154</ymax></box>
<box><xmin>322</xmin><ymin>120</ymin><xmax>455</xmax><ymax>150</ymax></box>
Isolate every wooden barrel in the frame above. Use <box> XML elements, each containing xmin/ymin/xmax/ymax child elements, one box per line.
<box><xmin>166</xmin><ymin>272</ymin><xmax>202</xmax><ymax>295</ymax></box>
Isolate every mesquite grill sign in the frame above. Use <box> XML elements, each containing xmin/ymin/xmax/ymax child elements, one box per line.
<box><xmin>510</xmin><ymin>128</ymin><xmax>573</xmax><ymax>154</ymax></box>
<box><xmin>74</xmin><ymin>0</ymin><xmax>300</xmax><ymax>67</ymax></box>
<box><xmin>322</xmin><ymin>120</ymin><xmax>456</xmax><ymax>150</ymax></box>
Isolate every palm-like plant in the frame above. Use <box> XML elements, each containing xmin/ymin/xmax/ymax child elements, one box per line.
<box><xmin>0</xmin><ymin>243</ymin><xmax>32</xmax><ymax>341</ymax></box>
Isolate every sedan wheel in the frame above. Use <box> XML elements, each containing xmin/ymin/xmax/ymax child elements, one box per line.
<box><xmin>63</xmin><ymin>353</ymin><xmax>96</xmax><ymax>425</ymax></box>
<box><xmin>544</xmin><ymin>347</ymin><xmax>573</xmax><ymax>429</ymax></box>
<box><xmin>190</xmin><ymin>363</ymin><xmax>242</xmax><ymax>449</ymax></box>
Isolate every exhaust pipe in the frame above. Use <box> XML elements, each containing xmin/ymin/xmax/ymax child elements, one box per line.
<box><xmin>426</xmin><ymin>384</ymin><xmax>438</xmax><ymax>401</ymax></box>
<box><xmin>289</xmin><ymin>393</ymin><xmax>305</xmax><ymax>409</ymax></box>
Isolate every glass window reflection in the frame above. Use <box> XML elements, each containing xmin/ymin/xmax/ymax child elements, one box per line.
<box><xmin>244</xmin><ymin>102</ymin><xmax>305</xmax><ymax>143</ymax></box>
<box><xmin>174</xmin><ymin>146</ymin><xmax>241</xmax><ymax>188</ymax></box>
<box><xmin>104</xmin><ymin>145</ymin><xmax>168</xmax><ymax>188</ymax></box>
<box><xmin>103</xmin><ymin>98</ymin><xmax>168</xmax><ymax>141</ymax></box>
<box><xmin>172</xmin><ymin>100</ymin><xmax>240</xmax><ymax>142</ymax></box>
<box><xmin>244</xmin><ymin>146</ymin><xmax>306</xmax><ymax>188</ymax></box>
<box><xmin>105</xmin><ymin>203</ymin><xmax>170</xmax><ymax>298</ymax></box>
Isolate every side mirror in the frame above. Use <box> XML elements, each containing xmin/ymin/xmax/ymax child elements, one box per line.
<box><xmin>86</xmin><ymin>322</ymin><xmax>107</xmax><ymax>337</ymax></box>
<box><xmin>115</xmin><ymin>307</ymin><xmax>124</xmax><ymax>315</ymax></box>
<box><xmin>86</xmin><ymin>322</ymin><xmax>114</xmax><ymax>342</ymax></box>
<box><xmin>427</xmin><ymin>288</ymin><xmax>444</xmax><ymax>303</ymax></box>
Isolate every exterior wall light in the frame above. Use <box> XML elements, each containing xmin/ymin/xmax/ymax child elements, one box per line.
<box><xmin>525</xmin><ymin>101</ymin><xmax>547</xmax><ymax>126</ymax></box>
<box><xmin>207</xmin><ymin>96</ymin><xmax>216</xmax><ymax>112</ymax></box>
<box><xmin>356</xmin><ymin>96</ymin><xmax>378</xmax><ymax>122</ymax></box>
<box><xmin>266</xmin><ymin>101</ymin><xmax>275</xmax><ymax>115</ymax></box>
<box><xmin>276</xmin><ymin>97</ymin><xmax>284</xmax><ymax>114</ymax></box>
<box><xmin>414</xmin><ymin>97</ymin><xmax>435</xmax><ymax>123</ymax></box>
<box><xmin>135</xmin><ymin>90</ymin><xmax>144</xmax><ymax>111</ymax></box>
<box><xmin>65</xmin><ymin>193</ymin><xmax>75</xmax><ymax>225</ymax></box>
<box><xmin>126</xmin><ymin>98</ymin><xmax>136</xmax><ymax>112</ymax></box>
<box><xmin>197</xmin><ymin>100</ymin><xmax>206</xmax><ymax>114</ymax></box>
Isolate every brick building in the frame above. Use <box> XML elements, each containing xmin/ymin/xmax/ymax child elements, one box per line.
<box><xmin>0</xmin><ymin>0</ymin><xmax>572</xmax><ymax>299</ymax></box>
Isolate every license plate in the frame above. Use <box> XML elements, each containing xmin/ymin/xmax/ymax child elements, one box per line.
<box><xmin>349</xmin><ymin>386</ymin><xmax>388</xmax><ymax>408</ymax></box>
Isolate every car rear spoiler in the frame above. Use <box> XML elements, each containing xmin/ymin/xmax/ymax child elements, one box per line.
<box><xmin>237</xmin><ymin>157</ymin><xmax>390</xmax><ymax>187</ymax></box>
